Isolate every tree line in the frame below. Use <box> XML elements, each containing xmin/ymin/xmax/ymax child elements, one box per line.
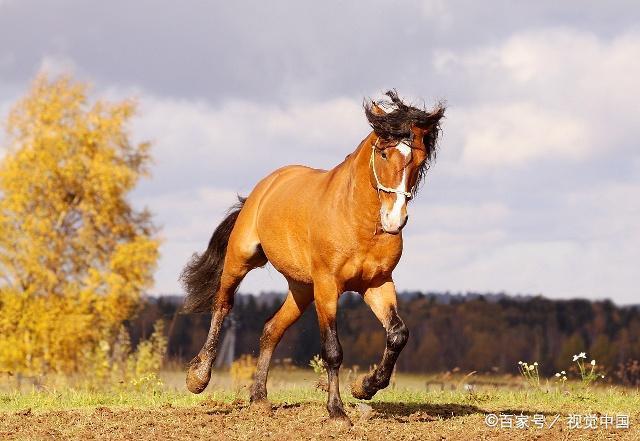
<box><xmin>131</xmin><ymin>292</ymin><xmax>640</xmax><ymax>383</ymax></box>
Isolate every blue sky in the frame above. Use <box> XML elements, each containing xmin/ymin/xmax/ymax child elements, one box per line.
<box><xmin>1</xmin><ymin>1</ymin><xmax>639</xmax><ymax>303</ymax></box>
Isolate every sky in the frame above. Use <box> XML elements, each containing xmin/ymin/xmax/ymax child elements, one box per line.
<box><xmin>0</xmin><ymin>1</ymin><xmax>639</xmax><ymax>303</ymax></box>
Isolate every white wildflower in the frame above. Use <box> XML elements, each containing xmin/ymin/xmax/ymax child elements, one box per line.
<box><xmin>572</xmin><ymin>352</ymin><xmax>587</xmax><ymax>362</ymax></box>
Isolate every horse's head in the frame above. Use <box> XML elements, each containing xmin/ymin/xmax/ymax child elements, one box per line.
<box><xmin>365</xmin><ymin>90</ymin><xmax>445</xmax><ymax>234</ymax></box>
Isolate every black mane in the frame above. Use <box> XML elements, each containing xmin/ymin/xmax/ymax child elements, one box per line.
<box><xmin>364</xmin><ymin>90</ymin><xmax>446</xmax><ymax>194</ymax></box>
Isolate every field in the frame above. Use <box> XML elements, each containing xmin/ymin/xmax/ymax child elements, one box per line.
<box><xmin>2</xmin><ymin>369</ymin><xmax>640</xmax><ymax>440</ymax></box>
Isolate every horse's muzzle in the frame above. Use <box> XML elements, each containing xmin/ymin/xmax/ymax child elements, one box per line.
<box><xmin>381</xmin><ymin>214</ymin><xmax>408</xmax><ymax>234</ymax></box>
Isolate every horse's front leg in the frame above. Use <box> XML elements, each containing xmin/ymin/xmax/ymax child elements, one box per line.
<box><xmin>314</xmin><ymin>277</ymin><xmax>351</xmax><ymax>426</ymax></box>
<box><xmin>351</xmin><ymin>278</ymin><xmax>409</xmax><ymax>400</ymax></box>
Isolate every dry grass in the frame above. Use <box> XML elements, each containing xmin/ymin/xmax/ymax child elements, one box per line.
<box><xmin>1</xmin><ymin>369</ymin><xmax>640</xmax><ymax>440</ymax></box>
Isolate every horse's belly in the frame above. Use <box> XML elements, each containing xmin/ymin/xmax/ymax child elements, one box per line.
<box><xmin>254</xmin><ymin>173</ymin><xmax>316</xmax><ymax>284</ymax></box>
<box><xmin>262</xmin><ymin>240</ymin><xmax>313</xmax><ymax>284</ymax></box>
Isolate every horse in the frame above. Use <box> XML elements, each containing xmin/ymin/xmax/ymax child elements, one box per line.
<box><xmin>180</xmin><ymin>90</ymin><xmax>445</xmax><ymax>425</ymax></box>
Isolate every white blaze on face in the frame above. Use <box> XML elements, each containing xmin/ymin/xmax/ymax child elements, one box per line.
<box><xmin>381</xmin><ymin>143</ymin><xmax>411</xmax><ymax>232</ymax></box>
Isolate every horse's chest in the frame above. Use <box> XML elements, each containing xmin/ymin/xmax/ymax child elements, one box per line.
<box><xmin>341</xmin><ymin>238</ymin><xmax>402</xmax><ymax>287</ymax></box>
<box><xmin>361</xmin><ymin>255</ymin><xmax>397</xmax><ymax>279</ymax></box>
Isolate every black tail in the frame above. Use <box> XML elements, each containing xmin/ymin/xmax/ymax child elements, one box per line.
<box><xmin>180</xmin><ymin>196</ymin><xmax>246</xmax><ymax>313</ymax></box>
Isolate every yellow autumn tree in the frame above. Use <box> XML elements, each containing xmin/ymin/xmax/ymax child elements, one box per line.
<box><xmin>0</xmin><ymin>74</ymin><xmax>159</xmax><ymax>376</ymax></box>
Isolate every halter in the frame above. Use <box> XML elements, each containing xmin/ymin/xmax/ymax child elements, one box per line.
<box><xmin>369</xmin><ymin>137</ymin><xmax>413</xmax><ymax>198</ymax></box>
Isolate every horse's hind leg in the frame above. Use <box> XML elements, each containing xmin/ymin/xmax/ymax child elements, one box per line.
<box><xmin>186</xmin><ymin>208</ymin><xmax>266</xmax><ymax>394</ymax></box>
<box><xmin>250</xmin><ymin>281</ymin><xmax>313</xmax><ymax>404</ymax></box>
<box><xmin>351</xmin><ymin>278</ymin><xmax>409</xmax><ymax>400</ymax></box>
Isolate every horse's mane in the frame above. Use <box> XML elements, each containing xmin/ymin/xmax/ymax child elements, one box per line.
<box><xmin>364</xmin><ymin>90</ymin><xmax>446</xmax><ymax>194</ymax></box>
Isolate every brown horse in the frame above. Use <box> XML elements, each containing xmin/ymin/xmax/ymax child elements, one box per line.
<box><xmin>180</xmin><ymin>90</ymin><xmax>445</xmax><ymax>425</ymax></box>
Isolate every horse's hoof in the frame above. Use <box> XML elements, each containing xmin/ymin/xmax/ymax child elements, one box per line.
<box><xmin>350</xmin><ymin>375</ymin><xmax>376</xmax><ymax>400</ymax></box>
<box><xmin>249</xmin><ymin>399</ymin><xmax>272</xmax><ymax>413</ymax></box>
<box><xmin>329</xmin><ymin>414</ymin><xmax>353</xmax><ymax>429</ymax></box>
<box><xmin>328</xmin><ymin>405</ymin><xmax>353</xmax><ymax>428</ymax></box>
<box><xmin>186</xmin><ymin>355</ymin><xmax>211</xmax><ymax>394</ymax></box>
<box><xmin>249</xmin><ymin>384</ymin><xmax>268</xmax><ymax>403</ymax></box>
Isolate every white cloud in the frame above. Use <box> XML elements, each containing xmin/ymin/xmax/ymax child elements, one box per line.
<box><xmin>564</xmin><ymin>182</ymin><xmax>640</xmax><ymax>241</ymax></box>
<box><xmin>2</xmin><ymin>13</ymin><xmax>638</xmax><ymax>303</ymax></box>
<box><xmin>399</xmin><ymin>218</ymin><xmax>640</xmax><ymax>303</ymax></box>
<box><xmin>397</xmin><ymin>177</ymin><xmax>640</xmax><ymax>303</ymax></box>
<box><xmin>135</xmin><ymin>186</ymin><xmax>240</xmax><ymax>295</ymax></box>
<box><xmin>131</xmin><ymin>94</ymin><xmax>367</xmax><ymax>192</ymax></box>
<box><xmin>38</xmin><ymin>55</ymin><xmax>78</xmax><ymax>77</ymax></box>
<box><xmin>409</xmin><ymin>201</ymin><xmax>510</xmax><ymax>233</ymax></box>
<box><xmin>456</xmin><ymin>103</ymin><xmax>589</xmax><ymax>167</ymax></box>
<box><xmin>0</xmin><ymin>104</ymin><xmax>9</xmax><ymax>159</ymax></box>
<box><xmin>137</xmin><ymin>187</ymin><xmax>239</xmax><ymax>242</ymax></box>
<box><xmin>421</xmin><ymin>0</ymin><xmax>453</xmax><ymax>29</ymax></box>
<box><xmin>436</xmin><ymin>28</ymin><xmax>640</xmax><ymax>169</ymax></box>
<box><xmin>0</xmin><ymin>89</ymin><xmax>18</xmax><ymax>159</ymax></box>
<box><xmin>450</xmin><ymin>238</ymin><xmax>639</xmax><ymax>303</ymax></box>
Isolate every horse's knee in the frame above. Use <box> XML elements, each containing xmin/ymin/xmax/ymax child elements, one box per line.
<box><xmin>321</xmin><ymin>328</ymin><xmax>343</xmax><ymax>369</ymax></box>
<box><xmin>212</xmin><ymin>292</ymin><xmax>235</xmax><ymax>315</ymax></box>
<box><xmin>259</xmin><ymin>318</ymin><xmax>277</xmax><ymax>347</ymax></box>
<box><xmin>387</xmin><ymin>316</ymin><xmax>409</xmax><ymax>352</ymax></box>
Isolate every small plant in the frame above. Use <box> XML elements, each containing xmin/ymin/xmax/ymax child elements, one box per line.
<box><xmin>549</xmin><ymin>352</ymin><xmax>605</xmax><ymax>392</ymax></box>
<box><xmin>517</xmin><ymin>361</ymin><xmax>540</xmax><ymax>388</ymax></box>
<box><xmin>124</xmin><ymin>320</ymin><xmax>168</xmax><ymax>392</ymax></box>
<box><xmin>572</xmin><ymin>353</ymin><xmax>604</xmax><ymax>387</ymax></box>
<box><xmin>553</xmin><ymin>370</ymin><xmax>567</xmax><ymax>388</ymax></box>
<box><xmin>130</xmin><ymin>321</ymin><xmax>168</xmax><ymax>379</ymax></box>
<box><xmin>82</xmin><ymin>320</ymin><xmax>167</xmax><ymax>391</ymax></box>
<box><xmin>129</xmin><ymin>372</ymin><xmax>164</xmax><ymax>393</ymax></box>
<box><xmin>309</xmin><ymin>354</ymin><xmax>326</xmax><ymax>376</ymax></box>
<box><xmin>309</xmin><ymin>354</ymin><xmax>328</xmax><ymax>392</ymax></box>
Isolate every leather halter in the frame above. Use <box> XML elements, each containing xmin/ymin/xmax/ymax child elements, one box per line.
<box><xmin>369</xmin><ymin>137</ymin><xmax>413</xmax><ymax>198</ymax></box>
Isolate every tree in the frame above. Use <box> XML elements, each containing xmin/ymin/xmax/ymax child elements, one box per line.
<box><xmin>0</xmin><ymin>74</ymin><xmax>159</xmax><ymax>376</ymax></box>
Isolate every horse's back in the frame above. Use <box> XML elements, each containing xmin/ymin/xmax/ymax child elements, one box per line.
<box><xmin>252</xmin><ymin>164</ymin><xmax>327</xmax><ymax>207</ymax></box>
<box><xmin>265</xmin><ymin>164</ymin><xmax>326</xmax><ymax>185</ymax></box>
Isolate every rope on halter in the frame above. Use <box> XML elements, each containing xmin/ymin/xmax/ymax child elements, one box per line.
<box><xmin>370</xmin><ymin>137</ymin><xmax>413</xmax><ymax>198</ymax></box>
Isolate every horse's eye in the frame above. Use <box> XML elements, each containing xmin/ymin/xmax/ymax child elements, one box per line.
<box><xmin>380</xmin><ymin>151</ymin><xmax>387</xmax><ymax>160</ymax></box>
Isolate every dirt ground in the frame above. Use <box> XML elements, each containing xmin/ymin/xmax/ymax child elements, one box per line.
<box><xmin>1</xmin><ymin>399</ymin><xmax>638</xmax><ymax>441</ymax></box>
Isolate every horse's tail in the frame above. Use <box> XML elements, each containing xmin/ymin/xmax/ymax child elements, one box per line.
<box><xmin>180</xmin><ymin>196</ymin><xmax>246</xmax><ymax>313</ymax></box>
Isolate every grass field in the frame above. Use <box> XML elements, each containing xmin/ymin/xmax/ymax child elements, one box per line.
<box><xmin>2</xmin><ymin>368</ymin><xmax>640</xmax><ymax>440</ymax></box>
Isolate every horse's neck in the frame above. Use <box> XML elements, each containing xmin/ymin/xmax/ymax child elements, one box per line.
<box><xmin>337</xmin><ymin>135</ymin><xmax>382</xmax><ymax>233</ymax></box>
